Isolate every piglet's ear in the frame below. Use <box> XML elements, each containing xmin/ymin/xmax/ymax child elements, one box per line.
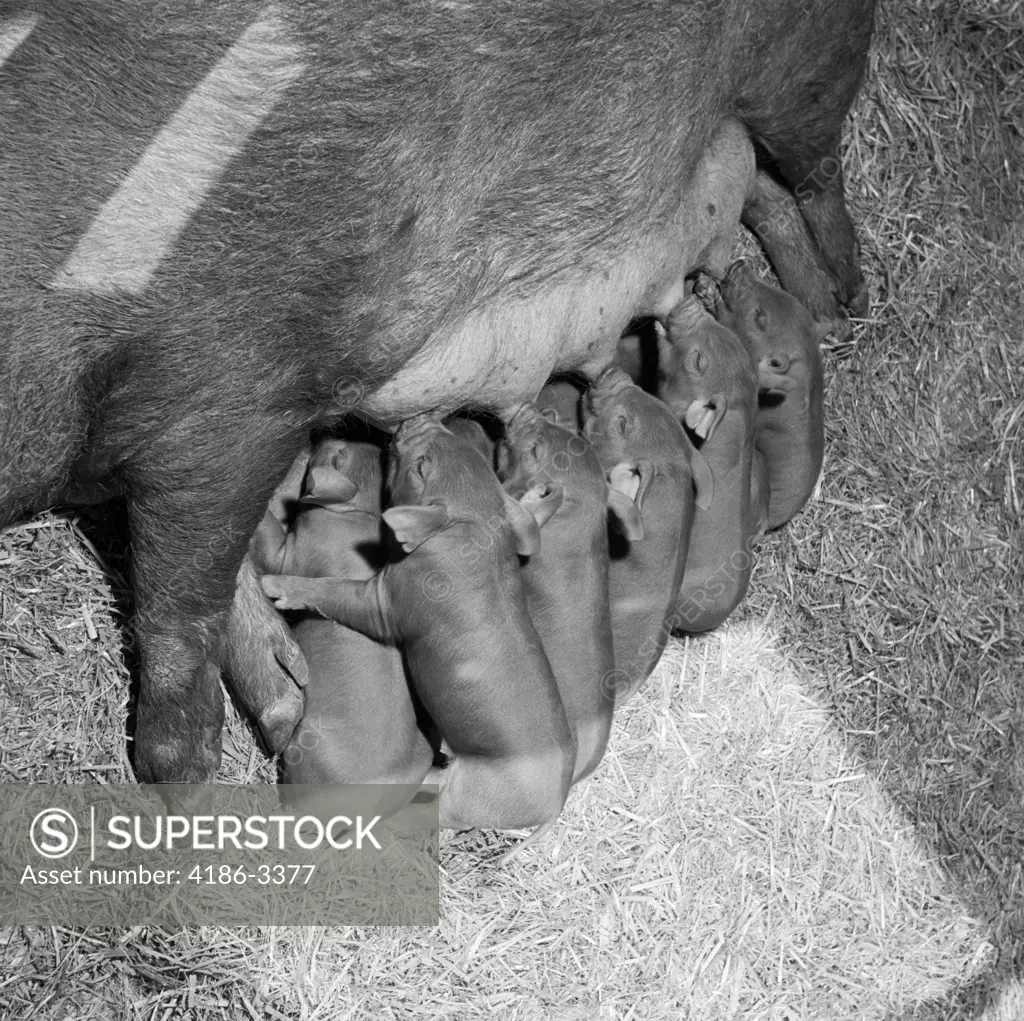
<box><xmin>502</xmin><ymin>491</ymin><xmax>542</xmax><ymax>556</ymax></box>
<box><xmin>505</xmin><ymin>497</ymin><xmax>540</xmax><ymax>556</ymax></box>
<box><xmin>684</xmin><ymin>395</ymin><xmax>728</xmax><ymax>442</ymax></box>
<box><xmin>382</xmin><ymin>504</ymin><xmax>450</xmax><ymax>553</ymax></box>
<box><xmin>519</xmin><ymin>484</ymin><xmax>564</xmax><ymax>529</ymax></box>
<box><xmin>690</xmin><ymin>446</ymin><xmax>715</xmax><ymax>511</ymax></box>
<box><xmin>507</xmin><ymin>485</ymin><xmax>565</xmax><ymax>556</ymax></box>
<box><xmin>608</xmin><ymin>490</ymin><xmax>644</xmax><ymax>541</ymax></box>
<box><xmin>299</xmin><ymin>468</ymin><xmax>359</xmax><ymax>510</ymax></box>
<box><xmin>608</xmin><ymin>462</ymin><xmax>640</xmax><ymax>502</ymax></box>
<box><xmin>607</xmin><ymin>463</ymin><xmax>645</xmax><ymax>541</ymax></box>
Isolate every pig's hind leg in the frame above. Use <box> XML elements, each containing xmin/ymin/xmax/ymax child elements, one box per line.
<box><xmin>222</xmin><ymin>555</ymin><xmax>306</xmax><ymax>754</ymax></box>
<box><xmin>769</xmin><ymin>147</ymin><xmax>867</xmax><ymax>318</ymax></box>
<box><xmin>125</xmin><ymin>426</ymin><xmax>308</xmax><ymax>783</ymax></box>
<box><xmin>740</xmin><ymin>171</ymin><xmax>851</xmax><ymax>335</ymax></box>
<box><xmin>738</xmin><ymin>8</ymin><xmax>874</xmax><ymax>319</ymax></box>
<box><xmin>221</xmin><ymin>448</ymin><xmax>312</xmax><ymax>754</ymax></box>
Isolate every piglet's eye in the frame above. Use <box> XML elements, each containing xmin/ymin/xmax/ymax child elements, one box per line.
<box><xmin>615</xmin><ymin>414</ymin><xmax>629</xmax><ymax>436</ymax></box>
<box><xmin>754</xmin><ymin>308</ymin><xmax>768</xmax><ymax>331</ymax></box>
<box><xmin>683</xmin><ymin>349</ymin><xmax>707</xmax><ymax>375</ymax></box>
<box><xmin>414</xmin><ymin>455</ymin><xmax>430</xmax><ymax>478</ymax></box>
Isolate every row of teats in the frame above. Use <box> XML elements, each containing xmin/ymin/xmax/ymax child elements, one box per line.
<box><xmin>258</xmin><ymin>261</ymin><xmax>827</xmax><ymax>844</ymax></box>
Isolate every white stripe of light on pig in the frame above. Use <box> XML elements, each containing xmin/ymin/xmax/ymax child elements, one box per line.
<box><xmin>52</xmin><ymin>6</ymin><xmax>304</xmax><ymax>295</ymax></box>
<box><xmin>0</xmin><ymin>13</ymin><xmax>40</xmax><ymax>67</ymax></box>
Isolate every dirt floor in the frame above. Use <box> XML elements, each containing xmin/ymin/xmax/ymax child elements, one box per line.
<box><xmin>1</xmin><ymin>0</ymin><xmax>1022</xmax><ymax>1018</ymax></box>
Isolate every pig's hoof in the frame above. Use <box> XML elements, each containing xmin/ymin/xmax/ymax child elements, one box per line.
<box><xmin>845</xmin><ymin>280</ymin><xmax>870</xmax><ymax>321</ymax></box>
<box><xmin>825</xmin><ymin>315</ymin><xmax>853</xmax><ymax>345</ymax></box>
<box><xmin>257</xmin><ymin>689</ymin><xmax>305</xmax><ymax>755</ymax></box>
<box><xmin>134</xmin><ymin>737</ymin><xmax>221</xmax><ymax>784</ymax></box>
<box><xmin>228</xmin><ymin>623</ymin><xmax>306</xmax><ymax>753</ymax></box>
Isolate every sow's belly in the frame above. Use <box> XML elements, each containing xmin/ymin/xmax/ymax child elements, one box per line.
<box><xmin>362</xmin><ymin>119</ymin><xmax>755</xmax><ymax>426</ymax></box>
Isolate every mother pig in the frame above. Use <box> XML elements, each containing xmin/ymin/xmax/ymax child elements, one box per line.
<box><xmin>0</xmin><ymin>0</ymin><xmax>874</xmax><ymax>781</ymax></box>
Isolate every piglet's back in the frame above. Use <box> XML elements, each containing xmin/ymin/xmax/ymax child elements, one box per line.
<box><xmin>282</xmin><ymin>437</ymin><xmax>429</xmax><ymax>787</ymax></box>
<box><xmin>585</xmin><ymin>367</ymin><xmax>695</xmax><ymax>699</ymax></box>
<box><xmin>501</xmin><ymin>396</ymin><xmax>616</xmax><ymax>781</ymax></box>
<box><xmin>378</xmin><ymin>420</ymin><xmax>575</xmax><ymax>831</ymax></box>
<box><xmin>716</xmin><ymin>268</ymin><xmax>826</xmax><ymax>529</ymax></box>
<box><xmin>385</xmin><ymin>426</ymin><xmax>568</xmax><ymax>761</ymax></box>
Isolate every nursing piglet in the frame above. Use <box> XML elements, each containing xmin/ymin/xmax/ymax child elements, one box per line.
<box><xmin>583</xmin><ymin>366</ymin><xmax>712</xmax><ymax>700</ymax></box>
<box><xmin>499</xmin><ymin>391</ymin><xmax>640</xmax><ymax>780</ymax></box>
<box><xmin>716</xmin><ymin>260</ymin><xmax>828</xmax><ymax>530</ymax></box>
<box><xmin>264</xmin><ymin>416</ymin><xmax>575</xmax><ymax>832</ymax></box>
<box><xmin>254</xmin><ymin>435</ymin><xmax>433</xmax><ymax>795</ymax></box>
<box><xmin>657</xmin><ymin>296</ymin><xmax>760</xmax><ymax>633</ymax></box>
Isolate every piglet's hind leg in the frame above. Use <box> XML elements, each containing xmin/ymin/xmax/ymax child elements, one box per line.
<box><xmin>432</xmin><ymin>749</ymin><xmax>573</xmax><ymax>832</ymax></box>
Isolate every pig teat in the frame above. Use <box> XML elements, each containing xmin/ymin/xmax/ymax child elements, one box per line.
<box><xmin>392</xmin><ymin>412</ymin><xmax>449</xmax><ymax>451</ymax></box>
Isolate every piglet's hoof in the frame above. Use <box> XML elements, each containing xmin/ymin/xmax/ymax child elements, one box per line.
<box><xmin>261</xmin><ymin>575</ymin><xmax>313</xmax><ymax>612</ymax></box>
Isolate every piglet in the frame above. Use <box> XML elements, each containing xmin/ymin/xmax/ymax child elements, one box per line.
<box><xmin>263</xmin><ymin>415</ymin><xmax>575</xmax><ymax>833</ymax></box>
<box><xmin>716</xmin><ymin>260</ymin><xmax>828</xmax><ymax>530</ymax></box>
<box><xmin>584</xmin><ymin>367</ymin><xmax>712</xmax><ymax>701</ymax></box>
<box><xmin>657</xmin><ymin>295</ymin><xmax>760</xmax><ymax>633</ymax></box>
<box><xmin>255</xmin><ymin>434</ymin><xmax>433</xmax><ymax>804</ymax></box>
<box><xmin>499</xmin><ymin>389</ymin><xmax>640</xmax><ymax>781</ymax></box>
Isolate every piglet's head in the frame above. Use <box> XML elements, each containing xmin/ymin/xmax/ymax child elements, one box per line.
<box><xmin>386</xmin><ymin>415</ymin><xmax>450</xmax><ymax>506</ymax></box>
<box><xmin>584</xmin><ymin>367</ymin><xmax>645</xmax><ymax>462</ymax></box>
<box><xmin>500</xmin><ymin>402</ymin><xmax>559</xmax><ymax>486</ymax></box>
<box><xmin>497</xmin><ymin>402</ymin><xmax>567</xmax><ymax>531</ymax></box>
<box><xmin>298</xmin><ymin>438</ymin><xmax>385</xmax><ymax>513</ymax></box>
<box><xmin>384</xmin><ymin>416</ymin><xmax>469</xmax><ymax>553</ymax></box>
<box><xmin>536</xmin><ymin>380</ymin><xmax>583</xmax><ymax>431</ymax></box>
<box><xmin>385</xmin><ymin>413</ymin><xmax>554</xmax><ymax>556</ymax></box>
<box><xmin>585</xmin><ymin>367</ymin><xmax>714</xmax><ymax>513</ymax></box>
<box><xmin>717</xmin><ymin>260</ymin><xmax>829</xmax><ymax>396</ymax></box>
<box><xmin>502</xmin><ymin>397</ymin><xmax>643</xmax><ymax>542</ymax></box>
<box><xmin>444</xmin><ymin>415</ymin><xmax>496</xmax><ymax>467</ymax></box>
<box><xmin>658</xmin><ymin>297</ymin><xmax>757</xmax><ymax>443</ymax></box>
